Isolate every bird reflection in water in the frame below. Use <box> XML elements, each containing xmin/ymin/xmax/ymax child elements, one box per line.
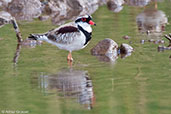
<box><xmin>38</xmin><ymin>68</ymin><xmax>95</xmax><ymax>110</ymax></box>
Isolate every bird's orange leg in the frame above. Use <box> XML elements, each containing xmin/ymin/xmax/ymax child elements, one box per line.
<box><xmin>67</xmin><ymin>52</ymin><xmax>73</xmax><ymax>67</ymax></box>
<box><xmin>67</xmin><ymin>52</ymin><xmax>73</xmax><ymax>62</ymax></box>
<box><xmin>155</xmin><ymin>1</ymin><xmax>158</xmax><ymax>9</ymax></box>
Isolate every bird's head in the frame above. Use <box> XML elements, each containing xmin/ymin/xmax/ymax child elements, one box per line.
<box><xmin>75</xmin><ymin>15</ymin><xmax>96</xmax><ymax>33</ymax></box>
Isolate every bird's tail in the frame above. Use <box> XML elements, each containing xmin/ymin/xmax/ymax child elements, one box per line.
<box><xmin>28</xmin><ymin>34</ymin><xmax>47</xmax><ymax>41</ymax></box>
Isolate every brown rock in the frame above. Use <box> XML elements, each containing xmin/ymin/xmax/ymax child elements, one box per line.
<box><xmin>91</xmin><ymin>38</ymin><xmax>118</xmax><ymax>62</ymax></box>
<box><xmin>91</xmin><ymin>38</ymin><xmax>118</xmax><ymax>55</ymax></box>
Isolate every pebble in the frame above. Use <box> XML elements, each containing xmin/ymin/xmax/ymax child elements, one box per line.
<box><xmin>122</xmin><ymin>35</ymin><xmax>131</xmax><ymax>40</ymax></box>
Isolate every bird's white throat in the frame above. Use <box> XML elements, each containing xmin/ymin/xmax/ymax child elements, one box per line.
<box><xmin>76</xmin><ymin>22</ymin><xmax>92</xmax><ymax>33</ymax></box>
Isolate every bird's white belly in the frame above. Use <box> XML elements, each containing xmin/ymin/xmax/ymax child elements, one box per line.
<box><xmin>45</xmin><ymin>34</ymin><xmax>86</xmax><ymax>52</ymax></box>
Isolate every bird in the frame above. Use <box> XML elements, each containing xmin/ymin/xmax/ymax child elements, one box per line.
<box><xmin>28</xmin><ymin>15</ymin><xmax>96</xmax><ymax>62</ymax></box>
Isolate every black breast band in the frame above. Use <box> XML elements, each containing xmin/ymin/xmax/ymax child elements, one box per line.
<box><xmin>78</xmin><ymin>25</ymin><xmax>92</xmax><ymax>45</ymax></box>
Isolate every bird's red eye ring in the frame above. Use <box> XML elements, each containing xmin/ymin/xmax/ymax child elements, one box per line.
<box><xmin>81</xmin><ymin>18</ymin><xmax>86</xmax><ymax>22</ymax></box>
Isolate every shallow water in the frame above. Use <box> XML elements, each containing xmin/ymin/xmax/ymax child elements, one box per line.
<box><xmin>0</xmin><ymin>1</ymin><xmax>171</xmax><ymax>114</ymax></box>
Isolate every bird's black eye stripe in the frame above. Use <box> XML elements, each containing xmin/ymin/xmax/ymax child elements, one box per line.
<box><xmin>87</xmin><ymin>16</ymin><xmax>92</xmax><ymax>22</ymax></box>
<box><xmin>88</xmin><ymin>16</ymin><xmax>92</xmax><ymax>20</ymax></box>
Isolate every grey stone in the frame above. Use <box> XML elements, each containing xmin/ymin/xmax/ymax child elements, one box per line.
<box><xmin>120</xmin><ymin>43</ymin><xmax>134</xmax><ymax>58</ymax></box>
<box><xmin>107</xmin><ymin>0</ymin><xmax>124</xmax><ymax>13</ymax></box>
<box><xmin>48</xmin><ymin>0</ymin><xmax>99</xmax><ymax>25</ymax></box>
<box><xmin>7</xmin><ymin>0</ymin><xmax>42</xmax><ymax>21</ymax></box>
<box><xmin>0</xmin><ymin>11</ymin><xmax>13</xmax><ymax>27</ymax></box>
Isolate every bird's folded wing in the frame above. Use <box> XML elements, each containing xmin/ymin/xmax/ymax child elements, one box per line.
<box><xmin>47</xmin><ymin>25</ymin><xmax>81</xmax><ymax>44</ymax></box>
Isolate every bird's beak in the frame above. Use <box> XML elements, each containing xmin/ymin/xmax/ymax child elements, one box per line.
<box><xmin>89</xmin><ymin>20</ymin><xmax>96</xmax><ymax>26</ymax></box>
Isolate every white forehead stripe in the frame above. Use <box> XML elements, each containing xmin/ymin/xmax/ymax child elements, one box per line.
<box><xmin>77</xmin><ymin>15</ymin><xmax>91</xmax><ymax>20</ymax></box>
<box><xmin>83</xmin><ymin>15</ymin><xmax>89</xmax><ymax>18</ymax></box>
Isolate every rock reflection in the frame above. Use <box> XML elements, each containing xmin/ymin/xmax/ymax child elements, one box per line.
<box><xmin>136</xmin><ymin>2</ymin><xmax>168</xmax><ymax>36</ymax></box>
<box><xmin>95</xmin><ymin>54</ymin><xmax>118</xmax><ymax>63</ymax></box>
<box><xmin>125</xmin><ymin>0</ymin><xmax>151</xmax><ymax>7</ymax></box>
<box><xmin>107</xmin><ymin>0</ymin><xmax>160</xmax><ymax>13</ymax></box>
<box><xmin>38</xmin><ymin>68</ymin><xmax>95</xmax><ymax>110</ymax></box>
